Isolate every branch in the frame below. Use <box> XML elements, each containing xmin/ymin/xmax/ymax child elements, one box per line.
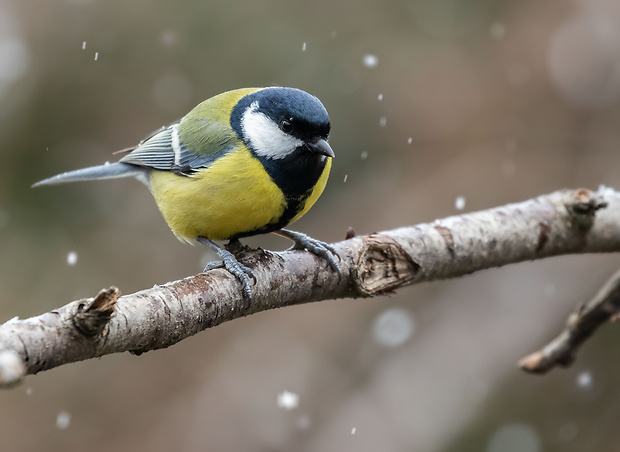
<box><xmin>1</xmin><ymin>187</ymin><xmax>618</xmax><ymax>388</ymax></box>
<box><xmin>519</xmin><ymin>268</ymin><xmax>620</xmax><ymax>374</ymax></box>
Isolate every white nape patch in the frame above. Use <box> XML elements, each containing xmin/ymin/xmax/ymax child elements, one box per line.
<box><xmin>171</xmin><ymin>124</ymin><xmax>182</xmax><ymax>166</ymax></box>
<box><xmin>241</xmin><ymin>101</ymin><xmax>303</xmax><ymax>159</ymax></box>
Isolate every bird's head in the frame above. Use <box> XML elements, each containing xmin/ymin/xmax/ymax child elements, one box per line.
<box><xmin>231</xmin><ymin>87</ymin><xmax>334</xmax><ymax>161</ymax></box>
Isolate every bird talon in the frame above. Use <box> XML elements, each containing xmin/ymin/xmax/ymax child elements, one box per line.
<box><xmin>245</xmin><ymin>268</ymin><xmax>258</xmax><ymax>285</ymax></box>
<box><xmin>275</xmin><ymin>229</ymin><xmax>341</xmax><ymax>275</ymax></box>
<box><xmin>203</xmin><ymin>260</ymin><xmax>225</xmax><ymax>272</ymax></box>
<box><xmin>198</xmin><ymin>236</ymin><xmax>256</xmax><ymax>306</ymax></box>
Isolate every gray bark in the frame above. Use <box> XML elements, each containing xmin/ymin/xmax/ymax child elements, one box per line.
<box><xmin>1</xmin><ymin>187</ymin><xmax>618</xmax><ymax>388</ymax></box>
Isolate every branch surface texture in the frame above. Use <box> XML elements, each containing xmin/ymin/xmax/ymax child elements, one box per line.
<box><xmin>1</xmin><ymin>187</ymin><xmax>619</xmax><ymax>387</ymax></box>
<box><xmin>519</xmin><ymin>268</ymin><xmax>620</xmax><ymax>374</ymax></box>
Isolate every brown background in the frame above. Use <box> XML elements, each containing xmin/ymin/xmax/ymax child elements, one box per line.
<box><xmin>2</xmin><ymin>0</ymin><xmax>620</xmax><ymax>451</ymax></box>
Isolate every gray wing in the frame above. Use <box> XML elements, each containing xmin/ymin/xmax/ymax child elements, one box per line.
<box><xmin>33</xmin><ymin>119</ymin><xmax>236</xmax><ymax>188</ymax></box>
<box><xmin>119</xmin><ymin>123</ymin><xmax>232</xmax><ymax>176</ymax></box>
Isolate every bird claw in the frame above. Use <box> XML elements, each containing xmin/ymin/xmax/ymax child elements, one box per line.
<box><xmin>198</xmin><ymin>236</ymin><xmax>256</xmax><ymax>306</ymax></box>
<box><xmin>221</xmin><ymin>256</ymin><xmax>255</xmax><ymax>302</ymax></box>
<box><xmin>277</xmin><ymin>229</ymin><xmax>341</xmax><ymax>276</ymax></box>
<box><xmin>204</xmin><ymin>252</ymin><xmax>255</xmax><ymax>303</ymax></box>
<box><xmin>203</xmin><ymin>260</ymin><xmax>224</xmax><ymax>272</ymax></box>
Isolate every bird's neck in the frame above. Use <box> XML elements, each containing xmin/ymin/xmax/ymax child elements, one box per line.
<box><xmin>257</xmin><ymin>148</ymin><xmax>327</xmax><ymax>200</ymax></box>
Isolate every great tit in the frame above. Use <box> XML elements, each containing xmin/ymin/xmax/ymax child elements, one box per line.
<box><xmin>33</xmin><ymin>87</ymin><xmax>339</xmax><ymax>300</ymax></box>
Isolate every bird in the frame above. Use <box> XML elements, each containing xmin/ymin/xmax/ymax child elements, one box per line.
<box><xmin>33</xmin><ymin>87</ymin><xmax>339</xmax><ymax>300</ymax></box>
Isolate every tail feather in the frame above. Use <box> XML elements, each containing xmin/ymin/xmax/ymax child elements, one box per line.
<box><xmin>32</xmin><ymin>162</ymin><xmax>146</xmax><ymax>188</ymax></box>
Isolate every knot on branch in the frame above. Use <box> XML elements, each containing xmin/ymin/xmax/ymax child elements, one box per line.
<box><xmin>73</xmin><ymin>287</ymin><xmax>119</xmax><ymax>336</ymax></box>
<box><xmin>354</xmin><ymin>234</ymin><xmax>420</xmax><ymax>296</ymax></box>
<box><xmin>565</xmin><ymin>188</ymin><xmax>607</xmax><ymax>231</ymax></box>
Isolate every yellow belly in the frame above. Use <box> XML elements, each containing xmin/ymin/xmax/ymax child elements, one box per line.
<box><xmin>149</xmin><ymin>148</ymin><xmax>289</xmax><ymax>241</ymax></box>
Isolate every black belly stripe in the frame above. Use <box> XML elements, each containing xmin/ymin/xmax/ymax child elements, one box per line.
<box><xmin>230</xmin><ymin>190</ymin><xmax>311</xmax><ymax>240</ymax></box>
<box><xmin>230</xmin><ymin>148</ymin><xmax>326</xmax><ymax>240</ymax></box>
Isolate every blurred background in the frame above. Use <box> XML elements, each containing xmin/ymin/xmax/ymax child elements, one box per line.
<box><xmin>2</xmin><ymin>0</ymin><xmax>620</xmax><ymax>450</ymax></box>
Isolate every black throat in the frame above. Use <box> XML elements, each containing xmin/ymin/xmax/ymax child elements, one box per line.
<box><xmin>258</xmin><ymin>146</ymin><xmax>326</xmax><ymax>199</ymax></box>
<box><xmin>230</xmin><ymin>148</ymin><xmax>326</xmax><ymax>239</ymax></box>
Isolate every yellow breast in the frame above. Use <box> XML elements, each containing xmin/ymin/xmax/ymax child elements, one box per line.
<box><xmin>149</xmin><ymin>148</ymin><xmax>287</xmax><ymax>242</ymax></box>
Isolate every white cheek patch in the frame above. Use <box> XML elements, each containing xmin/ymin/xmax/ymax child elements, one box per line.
<box><xmin>241</xmin><ymin>102</ymin><xmax>304</xmax><ymax>159</ymax></box>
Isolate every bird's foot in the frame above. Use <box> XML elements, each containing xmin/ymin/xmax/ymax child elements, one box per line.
<box><xmin>274</xmin><ymin>229</ymin><xmax>341</xmax><ymax>275</ymax></box>
<box><xmin>198</xmin><ymin>237</ymin><xmax>256</xmax><ymax>303</ymax></box>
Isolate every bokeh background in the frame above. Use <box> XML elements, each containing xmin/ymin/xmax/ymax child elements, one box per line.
<box><xmin>2</xmin><ymin>0</ymin><xmax>620</xmax><ymax>450</ymax></box>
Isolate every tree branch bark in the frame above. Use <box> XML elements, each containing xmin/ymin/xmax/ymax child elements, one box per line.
<box><xmin>1</xmin><ymin>187</ymin><xmax>619</xmax><ymax>388</ymax></box>
<box><xmin>519</xmin><ymin>268</ymin><xmax>620</xmax><ymax>374</ymax></box>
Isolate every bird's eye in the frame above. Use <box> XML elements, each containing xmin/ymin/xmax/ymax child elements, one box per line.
<box><xmin>279</xmin><ymin>118</ymin><xmax>294</xmax><ymax>134</ymax></box>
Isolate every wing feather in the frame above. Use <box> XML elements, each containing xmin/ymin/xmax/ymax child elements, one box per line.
<box><xmin>118</xmin><ymin>120</ymin><xmax>235</xmax><ymax>175</ymax></box>
<box><xmin>119</xmin><ymin>127</ymin><xmax>176</xmax><ymax>170</ymax></box>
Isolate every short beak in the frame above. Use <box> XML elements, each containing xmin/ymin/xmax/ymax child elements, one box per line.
<box><xmin>308</xmin><ymin>138</ymin><xmax>335</xmax><ymax>158</ymax></box>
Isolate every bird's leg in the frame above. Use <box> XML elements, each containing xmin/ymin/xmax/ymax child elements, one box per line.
<box><xmin>273</xmin><ymin>229</ymin><xmax>341</xmax><ymax>275</ymax></box>
<box><xmin>198</xmin><ymin>236</ymin><xmax>256</xmax><ymax>302</ymax></box>
<box><xmin>224</xmin><ymin>238</ymin><xmax>246</xmax><ymax>254</ymax></box>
